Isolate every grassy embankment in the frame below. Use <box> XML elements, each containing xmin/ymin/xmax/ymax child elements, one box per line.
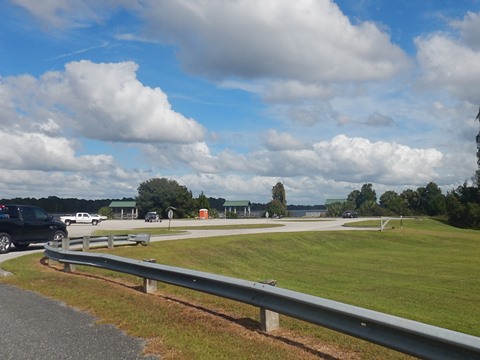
<box><xmin>1</xmin><ymin>218</ymin><xmax>479</xmax><ymax>359</ymax></box>
<box><xmin>92</xmin><ymin>222</ymin><xmax>284</xmax><ymax>237</ymax></box>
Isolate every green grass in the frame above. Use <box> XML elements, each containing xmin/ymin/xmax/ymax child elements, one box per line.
<box><xmin>92</xmin><ymin>223</ymin><xmax>284</xmax><ymax>236</ymax></box>
<box><xmin>1</xmin><ymin>218</ymin><xmax>479</xmax><ymax>359</ymax></box>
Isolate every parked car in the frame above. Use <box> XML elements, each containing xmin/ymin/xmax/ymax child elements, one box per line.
<box><xmin>60</xmin><ymin>212</ymin><xmax>103</xmax><ymax>226</ymax></box>
<box><xmin>0</xmin><ymin>204</ymin><xmax>68</xmax><ymax>254</ymax></box>
<box><xmin>342</xmin><ymin>210</ymin><xmax>358</xmax><ymax>218</ymax></box>
<box><xmin>145</xmin><ymin>212</ymin><xmax>161</xmax><ymax>222</ymax></box>
<box><xmin>91</xmin><ymin>214</ymin><xmax>108</xmax><ymax>221</ymax></box>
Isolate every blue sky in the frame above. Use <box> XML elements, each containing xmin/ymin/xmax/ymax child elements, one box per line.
<box><xmin>1</xmin><ymin>0</ymin><xmax>480</xmax><ymax>205</ymax></box>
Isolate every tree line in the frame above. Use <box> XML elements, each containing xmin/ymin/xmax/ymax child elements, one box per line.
<box><xmin>0</xmin><ymin>196</ymin><xmax>122</xmax><ymax>215</ymax></box>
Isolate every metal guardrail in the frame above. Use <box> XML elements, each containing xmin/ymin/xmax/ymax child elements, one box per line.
<box><xmin>65</xmin><ymin>234</ymin><xmax>150</xmax><ymax>247</ymax></box>
<box><xmin>43</xmin><ymin>244</ymin><xmax>480</xmax><ymax>360</ymax></box>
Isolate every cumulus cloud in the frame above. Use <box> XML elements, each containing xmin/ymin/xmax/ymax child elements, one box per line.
<box><xmin>0</xmin><ymin>168</ymin><xmax>146</xmax><ymax>199</ymax></box>
<box><xmin>0</xmin><ymin>131</ymin><xmax>113</xmax><ymax>172</ymax></box>
<box><xmin>2</xmin><ymin>60</ymin><xmax>206</xmax><ymax>144</ymax></box>
<box><xmin>263</xmin><ymin>130</ymin><xmax>308</xmax><ymax>151</ymax></box>
<box><xmin>318</xmin><ymin>135</ymin><xmax>443</xmax><ymax>184</ymax></box>
<box><xmin>415</xmin><ymin>12</ymin><xmax>480</xmax><ymax>103</ymax></box>
<box><xmin>144</xmin><ymin>132</ymin><xmax>445</xmax><ymax>188</ymax></box>
<box><xmin>140</xmin><ymin>0</ymin><xmax>411</xmax><ymax>84</ymax></box>
<box><xmin>450</xmin><ymin>11</ymin><xmax>480</xmax><ymax>50</ymax></box>
<box><xmin>58</xmin><ymin>61</ymin><xmax>206</xmax><ymax>143</ymax></box>
<box><xmin>243</xmin><ymin>134</ymin><xmax>443</xmax><ymax>185</ymax></box>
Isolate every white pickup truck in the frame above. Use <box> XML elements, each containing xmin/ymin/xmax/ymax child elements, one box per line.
<box><xmin>60</xmin><ymin>212</ymin><xmax>103</xmax><ymax>226</ymax></box>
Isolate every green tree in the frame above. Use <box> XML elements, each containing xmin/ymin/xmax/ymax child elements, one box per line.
<box><xmin>446</xmin><ymin>182</ymin><xmax>480</xmax><ymax>229</ymax></box>
<box><xmin>266</xmin><ymin>199</ymin><xmax>287</xmax><ymax>217</ymax></box>
<box><xmin>400</xmin><ymin>189</ymin><xmax>421</xmax><ymax>215</ymax></box>
<box><xmin>136</xmin><ymin>178</ymin><xmax>195</xmax><ymax>219</ymax></box>
<box><xmin>272</xmin><ymin>182</ymin><xmax>287</xmax><ymax>209</ymax></box>
<box><xmin>196</xmin><ymin>191</ymin><xmax>210</xmax><ymax>210</ymax></box>
<box><xmin>97</xmin><ymin>206</ymin><xmax>114</xmax><ymax>219</ymax></box>
<box><xmin>269</xmin><ymin>182</ymin><xmax>287</xmax><ymax>216</ymax></box>
<box><xmin>327</xmin><ymin>201</ymin><xmax>344</xmax><ymax>217</ymax></box>
<box><xmin>347</xmin><ymin>190</ymin><xmax>360</xmax><ymax>209</ymax></box>
<box><xmin>379</xmin><ymin>190</ymin><xmax>406</xmax><ymax>215</ymax></box>
<box><xmin>445</xmin><ymin>109</ymin><xmax>480</xmax><ymax>228</ymax></box>
<box><xmin>356</xmin><ymin>183</ymin><xmax>377</xmax><ymax>209</ymax></box>
<box><xmin>359</xmin><ymin>200</ymin><xmax>381</xmax><ymax>216</ymax></box>
<box><xmin>418</xmin><ymin>182</ymin><xmax>446</xmax><ymax>216</ymax></box>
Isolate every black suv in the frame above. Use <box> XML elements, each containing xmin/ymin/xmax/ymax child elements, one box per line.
<box><xmin>145</xmin><ymin>211</ymin><xmax>161</xmax><ymax>222</ymax></box>
<box><xmin>342</xmin><ymin>210</ymin><xmax>358</xmax><ymax>218</ymax></box>
<box><xmin>0</xmin><ymin>204</ymin><xmax>68</xmax><ymax>254</ymax></box>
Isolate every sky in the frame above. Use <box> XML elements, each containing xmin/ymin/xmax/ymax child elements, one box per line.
<box><xmin>1</xmin><ymin>0</ymin><xmax>480</xmax><ymax>205</ymax></box>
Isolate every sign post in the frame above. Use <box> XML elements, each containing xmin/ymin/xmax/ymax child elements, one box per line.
<box><xmin>168</xmin><ymin>209</ymin><xmax>173</xmax><ymax>231</ymax></box>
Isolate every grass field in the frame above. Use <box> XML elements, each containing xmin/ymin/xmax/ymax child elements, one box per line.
<box><xmin>1</xmin><ymin>218</ymin><xmax>479</xmax><ymax>359</ymax></box>
<box><xmin>91</xmin><ymin>222</ymin><xmax>285</xmax><ymax>236</ymax></box>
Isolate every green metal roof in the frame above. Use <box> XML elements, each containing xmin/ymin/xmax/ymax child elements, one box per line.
<box><xmin>109</xmin><ymin>201</ymin><xmax>137</xmax><ymax>208</ymax></box>
<box><xmin>223</xmin><ymin>200</ymin><xmax>251</xmax><ymax>207</ymax></box>
<box><xmin>324</xmin><ymin>199</ymin><xmax>347</xmax><ymax>205</ymax></box>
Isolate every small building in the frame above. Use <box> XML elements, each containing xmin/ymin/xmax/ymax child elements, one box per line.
<box><xmin>223</xmin><ymin>200</ymin><xmax>252</xmax><ymax>217</ymax></box>
<box><xmin>109</xmin><ymin>201</ymin><xmax>138</xmax><ymax>220</ymax></box>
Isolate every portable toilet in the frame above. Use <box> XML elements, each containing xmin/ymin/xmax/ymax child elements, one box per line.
<box><xmin>199</xmin><ymin>208</ymin><xmax>209</xmax><ymax>219</ymax></box>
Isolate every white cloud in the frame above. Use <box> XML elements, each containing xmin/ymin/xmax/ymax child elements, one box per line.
<box><xmin>450</xmin><ymin>11</ymin><xmax>480</xmax><ymax>50</ymax></box>
<box><xmin>2</xmin><ymin>61</ymin><xmax>206</xmax><ymax>144</ymax></box>
<box><xmin>58</xmin><ymin>61</ymin><xmax>206</xmax><ymax>143</ymax></box>
<box><xmin>0</xmin><ymin>131</ymin><xmax>113</xmax><ymax>172</ymax></box>
<box><xmin>415</xmin><ymin>12</ymin><xmax>480</xmax><ymax>103</ymax></box>
<box><xmin>263</xmin><ymin>130</ymin><xmax>308</xmax><ymax>151</ymax></box>
<box><xmin>144</xmin><ymin>133</ymin><xmax>445</xmax><ymax>189</ymax></box>
<box><xmin>241</xmin><ymin>134</ymin><xmax>444</xmax><ymax>185</ymax></box>
<box><xmin>316</xmin><ymin>135</ymin><xmax>443</xmax><ymax>184</ymax></box>
<box><xmin>140</xmin><ymin>0</ymin><xmax>411</xmax><ymax>84</ymax></box>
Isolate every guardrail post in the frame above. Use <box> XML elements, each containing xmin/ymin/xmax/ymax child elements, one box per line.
<box><xmin>61</xmin><ymin>237</ymin><xmax>75</xmax><ymax>273</ymax></box>
<box><xmin>82</xmin><ymin>235</ymin><xmax>90</xmax><ymax>251</ymax></box>
<box><xmin>143</xmin><ymin>259</ymin><xmax>158</xmax><ymax>294</ymax></box>
<box><xmin>108</xmin><ymin>234</ymin><xmax>114</xmax><ymax>249</ymax></box>
<box><xmin>259</xmin><ymin>280</ymin><xmax>279</xmax><ymax>332</ymax></box>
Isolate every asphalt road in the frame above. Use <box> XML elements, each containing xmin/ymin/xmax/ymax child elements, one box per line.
<box><xmin>0</xmin><ymin>217</ymin><xmax>377</xmax><ymax>359</ymax></box>
<box><xmin>0</xmin><ymin>284</ymin><xmax>158</xmax><ymax>360</ymax></box>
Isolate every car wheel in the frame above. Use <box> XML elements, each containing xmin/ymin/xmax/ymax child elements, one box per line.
<box><xmin>52</xmin><ymin>230</ymin><xmax>66</xmax><ymax>243</ymax></box>
<box><xmin>92</xmin><ymin>220</ymin><xmax>98</xmax><ymax>226</ymax></box>
<box><xmin>14</xmin><ymin>243</ymin><xmax>30</xmax><ymax>250</ymax></box>
<box><xmin>65</xmin><ymin>220</ymin><xmax>71</xmax><ymax>226</ymax></box>
<box><xmin>0</xmin><ymin>232</ymin><xmax>12</xmax><ymax>254</ymax></box>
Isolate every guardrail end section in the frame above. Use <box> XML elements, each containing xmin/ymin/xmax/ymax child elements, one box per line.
<box><xmin>128</xmin><ymin>233</ymin><xmax>150</xmax><ymax>245</ymax></box>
